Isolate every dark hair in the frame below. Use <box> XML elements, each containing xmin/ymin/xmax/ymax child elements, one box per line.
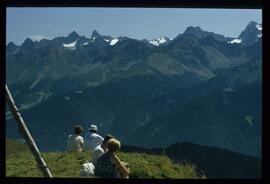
<box><xmin>103</xmin><ymin>134</ymin><xmax>114</xmax><ymax>144</ymax></box>
<box><xmin>74</xmin><ymin>125</ymin><xmax>83</xmax><ymax>135</ymax></box>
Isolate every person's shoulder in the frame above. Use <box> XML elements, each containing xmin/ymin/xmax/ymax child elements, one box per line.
<box><xmin>90</xmin><ymin>133</ymin><xmax>104</xmax><ymax>140</ymax></box>
<box><xmin>77</xmin><ymin>135</ymin><xmax>84</xmax><ymax>140</ymax></box>
<box><xmin>95</xmin><ymin>134</ymin><xmax>104</xmax><ymax>139</ymax></box>
<box><xmin>91</xmin><ymin>133</ymin><xmax>100</xmax><ymax>138</ymax></box>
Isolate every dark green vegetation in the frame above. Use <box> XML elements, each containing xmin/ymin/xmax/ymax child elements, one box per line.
<box><xmin>6</xmin><ymin>138</ymin><xmax>198</xmax><ymax>178</ymax></box>
<box><xmin>6</xmin><ymin>21</ymin><xmax>262</xmax><ymax>160</ymax></box>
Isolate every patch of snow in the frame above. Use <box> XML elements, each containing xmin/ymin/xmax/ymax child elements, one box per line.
<box><xmin>64</xmin><ymin>96</ymin><xmax>70</xmax><ymax>100</ymax></box>
<box><xmin>110</xmin><ymin>38</ymin><xmax>119</xmax><ymax>45</ymax></box>
<box><xmin>149</xmin><ymin>40</ymin><xmax>159</xmax><ymax>46</ymax></box>
<box><xmin>158</xmin><ymin>37</ymin><xmax>167</xmax><ymax>44</ymax></box>
<box><xmin>63</xmin><ymin>40</ymin><xmax>77</xmax><ymax>49</ymax></box>
<box><xmin>149</xmin><ymin>37</ymin><xmax>168</xmax><ymax>46</ymax></box>
<box><xmin>256</xmin><ymin>24</ymin><xmax>262</xmax><ymax>31</ymax></box>
<box><xmin>90</xmin><ymin>37</ymin><xmax>96</xmax><ymax>42</ymax></box>
<box><xmin>82</xmin><ymin>42</ymin><xmax>89</xmax><ymax>46</ymax></box>
<box><xmin>228</xmin><ymin>38</ymin><xmax>242</xmax><ymax>44</ymax></box>
<box><xmin>257</xmin><ymin>34</ymin><xmax>262</xmax><ymax>38</ymax></box>
<box><xmin>104</xmin><ymin>39</ymin><xmax>110</xmax><ymax>42</ymax></box>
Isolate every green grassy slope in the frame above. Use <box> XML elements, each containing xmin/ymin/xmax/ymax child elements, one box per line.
<box><xmin>6</xmin><ymin>138</ymin><xmax>30</xmax><ymax>156</ymax></box>
<box><xmin>6</xmin><ymin>138</ymin><xmax>199</xmax><ymax>178</ymax></box>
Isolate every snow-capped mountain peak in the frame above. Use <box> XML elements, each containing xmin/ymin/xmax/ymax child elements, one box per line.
<box><xmin>90</xmin><ymin>30</ymin><xmax>102</xmax><ymax>41</ymax></box>
<box><xmin>227</xmin><ymin>21</ymin><xmax>262</xmax><ymax>46</ymax></box>
<box><xmin>89</xmin><ymin>30</ymin><xmax>120</xmax><ymax>46</ymax></box>
<box><xmin>228</xmin><ymin>38</ymin><xmax>242</xmax><ymax>44</ymax></box>
<box><xmin>238</xmin><ymin>21</ymin><xmax>262</xmax><ymax>46</ymax></box>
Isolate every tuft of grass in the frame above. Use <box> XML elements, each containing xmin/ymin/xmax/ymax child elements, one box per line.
<box><xmin>6</xmin><ymin>138</ymin><xmax>30</xmax><ymax>157</ymax></box>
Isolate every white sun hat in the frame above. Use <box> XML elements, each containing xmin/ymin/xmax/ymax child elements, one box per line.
<box><xmin>89</xmin><ymin>124</ymin><xmax>98</xmax><ymax>131</ymax></box>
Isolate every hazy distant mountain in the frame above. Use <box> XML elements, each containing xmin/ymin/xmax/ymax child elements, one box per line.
<box><xmin>6</xmin><ymin>42</ymin><xmax>19</xmax><ymax>55</ymax></box>
<box><xmin>183</xmin><ymin>26</ymin><xmax>233</xmax><ymax>42</ymax></box>
<box><xmin>182</xmin><ymin>21</ymin><xmax>262</xmax><ymax>47</ymax></box>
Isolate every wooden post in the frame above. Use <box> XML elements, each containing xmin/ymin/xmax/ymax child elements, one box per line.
<box><xmin>5</xmin><ymin>84</ymin><xmax>53</xmax><ymax>178</ymax></box>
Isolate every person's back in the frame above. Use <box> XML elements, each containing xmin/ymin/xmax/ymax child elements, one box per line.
<box><xmin>95</xmin><ymin>152</ymin><xmax>118</xmax><ymax>178</ymax></box>
<box><xmin>67</xmin><ymin>125</ymin><xmax>84</xmax><ymax>152</ymax></box>
<box><xmin>95</xmin><ymin>138</ymin><xmax>129</xmax><ymax>178</ymax></box>
<box><xmin>84</xmin><ymin>125</ymin><xmax>104</xmax><ymax>151</ymax></box>
<box><xmin>92</xmin><ymin>144</ymin><xmax>105</xmax><ymax>166</ymax></box>
<box><xmin>91</xmin><ymin>134</ymin><xmax>114</xmax><ymax>167</ymax></box>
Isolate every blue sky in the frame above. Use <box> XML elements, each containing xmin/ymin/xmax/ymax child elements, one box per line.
<box><xmin>6</xmin><ymin>8</ymin><xmax>262</xmax><ymax>45</ymax></box>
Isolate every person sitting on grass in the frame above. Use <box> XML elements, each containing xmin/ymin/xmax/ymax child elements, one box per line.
<box><xmin>84</xmin><ymin>124</ymin><xmax>104</xmax><ymax>151</ymax></box>
<box><xmin>95</xmin><ymin>138</ymin><xmax>129</xmax><ymax>178</ymax></box>
<box><xmin>79</xmin><ymin>134</ymin><xmax>114</xmax><ymax>177</ymax></box>
<box><xmin>92</xmin><ymin>134</ymin><xmax>114</xmax><ymax>166</ymax></box>
<box><xmin>67</xmin><ymin>125</ymin><xmax>84</xmax><ymax>153</ymax></box>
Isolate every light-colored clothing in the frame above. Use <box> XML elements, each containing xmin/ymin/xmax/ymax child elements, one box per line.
<box><xmin>84</xmin><ymin>132</ymin><xmax>104</xmax><ymax>151</ymax></box>
<box><xmin>67</xmin><ymin>134</ymin><xmax>84</xmax><ymax>152</ymax></box>
<box><xmin>92</xmin><ymin>145</ymin><xmax>106</xmax><ymax>166</ymax></box>
<box><xmin>80</xmin><ymin>161</ymin><xmax>95</xmax><ymax>177</ymax></box>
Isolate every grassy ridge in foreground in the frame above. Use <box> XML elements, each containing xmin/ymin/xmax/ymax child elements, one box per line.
<box><xmin>6</xmin><ymin>139</ymin><xmax>199</xmax><ymax>178</ymax></box>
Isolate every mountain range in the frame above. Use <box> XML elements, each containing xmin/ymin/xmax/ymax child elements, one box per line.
<box><xmin>6</xmin><ymin>21</ymin><xmax>262</xmax><ymax>159</ymax></box>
